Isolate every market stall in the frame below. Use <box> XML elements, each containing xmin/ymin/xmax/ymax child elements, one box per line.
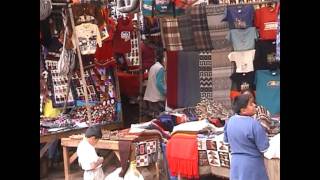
<box><xmin>61</xmin><ymin>129</ymin><xmax>163</xmax><ymax>180</ymax></box>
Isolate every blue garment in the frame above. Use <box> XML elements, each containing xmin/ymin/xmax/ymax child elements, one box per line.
<box><xmin>255</xmin><ymin>70</ymin><xmax>280</xmax><ymax>115</ymax></box>
<box><xmin>224</xmin><ymin>115</ymin><xmax>269</xmax><ymax>180</ymax></box>
<box><xmin>227</xmin><ymin>27</ymin><xmax>258</xmax><ymax>51</ymax></box>
<box><xmin>224</xmin><ymin>5</ymin><xmax>254</xmax><ymax>29</ymax></box>
<box><xmin>156</xmin><ymin>67</ymin><xmax>166</xmax><ymax>96</ymax></box>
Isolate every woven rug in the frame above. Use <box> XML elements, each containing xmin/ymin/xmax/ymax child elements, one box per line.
<box><xmin>211</xmin><ymin>47</ymin><xmax>234</xmax><ymax>110</ymax></box>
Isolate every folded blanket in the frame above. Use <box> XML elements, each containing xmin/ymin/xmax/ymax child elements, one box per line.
<box><xmin>166</xmin><ymin>133</ymin><xmax>199</xmax><ymax>179</ymax></box>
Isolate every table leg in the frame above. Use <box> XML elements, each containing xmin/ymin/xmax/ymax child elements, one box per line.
<box><xmin>63</xmin><ymin>146</ymin><xmax>70</xmax><ymax>180</ymax></box>
<box><xmin>40</xmin><ymin>139</ymin><xmax>55</xmax><ymax>159</ymax></box>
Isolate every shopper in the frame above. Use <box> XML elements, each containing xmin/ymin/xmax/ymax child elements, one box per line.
<box><xmin>224</xmin><ymin>94</ymin><xmax>269</xmax><ymax>180</ymax></box>
<box><xmin>77</xmin><ymin>125</ymin><xmax>104</xmax><ymax>180</ymax></box>
<box><xmin>143</xmin><ymin>54</ymin><xmax>166</xmax><ymax>118</ymax></box>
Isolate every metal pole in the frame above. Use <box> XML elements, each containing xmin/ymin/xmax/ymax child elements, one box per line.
<box><xmin>67</xmin><ymin>3</ymin><xmax>93</xmax><ymax>126</ymax></box>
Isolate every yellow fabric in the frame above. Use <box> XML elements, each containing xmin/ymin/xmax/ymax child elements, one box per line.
<box><xmin>43</xmin><ymin>99</ymin><xmax>62</xmax><ymax>118</ymax></box>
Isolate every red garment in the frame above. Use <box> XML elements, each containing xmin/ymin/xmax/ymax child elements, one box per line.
<box><xmin>255</xmin><ymin>4</ymin><xmax>279</xmax><ymax>40</ymax></box>
<box><xmin>166</xmin><ymin>133</ymin><xmax>199</xmax><ymax>179</ymax></box>
<box><xmin>166</xmin><ymin>51</ymin><xmax>178</xmax><ymax>109</ymax></box>
<box><xmin>113</xmin><ymin>17</ymin><xmax>134</xmax><ymax>54</ymax></box>
<box><xmin>117</xmin><ymin>71</ymin><xmax>147</xmax><ymax>97</ymax></box>
<box><xmin>141</xmin><ymin>42</ymin><xmax>155</xmax><ymax>71</ymax></box>
<box><xmin>94</xmin><ymin>41</ymin><xmax>116</xmax><ymax>68</ymax></box>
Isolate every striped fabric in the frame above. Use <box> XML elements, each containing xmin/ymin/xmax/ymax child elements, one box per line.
<box><xmin>177</xmin><ymin>15</ymin><xmax>196</xmax><ymax>51</ymax></box>
<box><xmin>206</xmin><ymin>5</ymin><xmax>231</xmax><ymax>50</ymax></box>
<box><xmin>187</xmin><ymin>5</ymin><xmax>213</xmax><ymax>51</ymax></box>
<box><xmin>160</xmin><ymin>17</ymin><xmax>183</xmax><ymax>51</ymax></box>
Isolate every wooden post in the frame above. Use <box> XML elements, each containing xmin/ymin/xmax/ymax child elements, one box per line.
<box><xmin>67</xmin><ymin>3</ymin><xmax>93</xmax><ymax>126</ymax></box>
<box><xmin>63</xmin><ymin>146</ymin><xmax>70</xmax><ymax>180</ymax></box>
<box><xmin>136</xmin><ymin>9</ymin><xmax>144</xmax><ymax>123</ymax></box>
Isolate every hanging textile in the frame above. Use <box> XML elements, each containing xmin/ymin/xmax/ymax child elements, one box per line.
<box><xmin>160</xmin><ymin>17</ymin><xmax>183</xmax><ymax>51</ymax></box>
<box><xmin>73</xmin><ymin>23</ymin><xmax>102</xmax><ymax>55</ymax></box>
<box><xmin>212</xmin><ymin>47</ymin><xmax>233</xmax><ymax>110</ymax></box>
<box><xmin>187</xmin><ymin>5</ymin><xmax>213</xmax><ymax>51</ymax></box>
<box><xmin>166</xmin><ymin>51</ymin><xmax>179</xmax><ymax>109</ymax></box>
<box><xmin>206</xmin><ymin>4</ymin><xmax>231</xmax><ymax>49</ymax></box>
<box><xmin>112</xmin><ymin>16</ymin><xmax>134</xmax><ymax>54</ymax></box>
<box><xmin>177</xmin><ymin>15</ymin><xmax>196</xmax><ymax>51</ymax></box>
<box><xmin>177</xmin><ymin>51</ymin><xmax>201</xmax><ymax>108</ymax></box>
<box><xmin>199</xmin><ymin>51</ymin><xmax>213</xmax><ymax>100</ymax></box>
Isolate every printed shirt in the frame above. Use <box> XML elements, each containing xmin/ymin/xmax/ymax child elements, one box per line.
<box><xmin>73</xmin><ymin>23</ymin><xmax>102</xmax><ymax>55</ymax></box>
<box><xmin>255</xmin><ymin>4</ymin><xmax>279</xmax><ymax>40</ymax></box>
<box><xmin>224</xmin><ymin>5</ymin><xmax>255</xmax><ymax>29</ymax></box>
<box><xmin>228</xmin><ymin>49</ymin><xmax>255</xmax><ymax>73</ymax></box>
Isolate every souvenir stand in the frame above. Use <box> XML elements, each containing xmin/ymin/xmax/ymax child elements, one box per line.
<box><xmin>40</xmin><ymin>0</ymin><xmax>124</xmax><ymax>160</ymax></box>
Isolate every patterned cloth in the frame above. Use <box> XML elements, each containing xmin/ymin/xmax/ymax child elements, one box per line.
<box><xmin>187</xmin><ymin>5</ymin><xmax>214</xmax><ymax>51</ymax></box>
<box><xmin>197</xmin><ymin>137</ymin><xmax>231</xmax><ymax>168</ymax></box>
<box><xmin>135</xmin><ymin>140</ymin><xmax>160</xmax><ymax>167</ymax></box>
<box><xmin>206</xmin><ymin>5</ymin><xmax>231</xmax><ymax>49</ymax></box>
<box><xmin>160</xmin><ymin>17</ymin><xmax>183</xmax><ymax>51</ymax></box>
<box><xmin>199</xmin><ymin>51</ymin><xmax>213</xmax><ymax>100</ymax></box>
<box><xmin>212</xmin><ymin>47</ymin><xmax>234</xmax><ymax>110</ymax></box>
<box><xmin>194</xmin><ymin>98</ymin><xmax>232</xmax><ymax>121</ymax></box>
<box><xmin>177</xmin><ymin>15</ymin><xmax>196</xmax><ymax>51</ymax></box>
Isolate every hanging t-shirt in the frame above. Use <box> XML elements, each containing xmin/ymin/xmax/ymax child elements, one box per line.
<box><xmin>230</xmin><ymin>71</ymin><xmax>255</xmax><ymax>91</ymax></box>
<box><xmin>228</xmin><ymin>49</ymin><xmax>255</xmax><ymax>73</ymax></box>
<box><xmin>73</xmin><ymin>23</ymin><xmax>102</xmax><ymax>55</ymax></box>
<box><xmin>227</xmin><ymin>27</ymin><xmax>258</xmax><ymax>51</ymax></box>
<box><xmin>255</xmin><ymin>4</ymin><xmax>279</xmax><ymax>40</ymax></box>
<box><xmin>112</xmin><ymin>17</ymin><xmax>134</xmax><ymax>54</ymax></box>
<box><xmin>224</xmin><ymin>5</ymin><xmax>254</xmax><ymax>29</ymax></box>
<box><xmin>255</xmin><ymin>70</ymin><xmax>280</xmax><ymax>115</ymax></box>
<box><xmin>254</xmin><ymin>40</ymin><xmax>278</xmax><ymax>70</ymax></box>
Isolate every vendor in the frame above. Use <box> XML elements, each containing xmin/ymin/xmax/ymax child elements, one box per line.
<box><xmin>224</xmin><ymin>94</ymin><xmax>269</xmax><ymax>180</ymax></box>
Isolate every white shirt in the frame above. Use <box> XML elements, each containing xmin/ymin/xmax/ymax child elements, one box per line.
<box><xmin>228</xmin><ymin>49</ymin><xmax>255</xmax><ymax>73</ymax></box>
<box><xmin>143</xmin><ymin>62</ymin><xmax>165</xmax><ymax>102</ymax></box>
<box><xmin>77</xmin><ymin>138</ymin><xmax>100</xmax><ymax>171</ymax></box>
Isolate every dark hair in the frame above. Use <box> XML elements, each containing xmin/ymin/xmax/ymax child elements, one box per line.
<box><xmin>240</xmin><ymin>89</ymin><xmax>256</xmax><ymax>99</ymax></box>
<box><xmin>85</xmin><ymin>125</ymin><xmax>102</xmax><ymax>139</ymax></box>
<box><xmin>232</xmin><ymin>94</ymin><xmax>251</xmax><ymax>114</ymax></box>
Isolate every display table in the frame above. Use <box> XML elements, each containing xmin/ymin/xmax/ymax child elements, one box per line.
<box><xmin>61</xmin><ymin>134</ymin><xmax>161</xmax><ymax>180</ymax></box>
<box><xmin>196</xmin><ymin>158</ymin><xmax>280</xmax><ymax>180</ymax></box>
<box><xmin>40</xmin><ymin>123</ymin><xmax>122</xmax><ymax>159</ymax></box>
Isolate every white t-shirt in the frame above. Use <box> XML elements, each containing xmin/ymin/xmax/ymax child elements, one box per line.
<box><xmin>73</xmin><ymin>23</ymin><xmax>103</xmax><ymax>55</ymax></box>
<box><xmin>143</xmin><ymin>62</ymin><xmax>165</xmax><ymax>102</ymax></box>
<box><xmin>77</xmin><ymin>138</ymin><xmax>100</xmax><ymax>171</ymax></box>
<box><xmin>228</xmin><ymin>49</ymin><xmax>255</xmax><ymax>73</ymax></box>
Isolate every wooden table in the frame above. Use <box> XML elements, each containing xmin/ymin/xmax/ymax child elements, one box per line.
<box><xmin>197</xmin><ymin>158</ymin><xmax>280</xmax><ymax>180</ymax></box>
<box><xmin>40</xmin><ymin>123</ymin><xmax>122</xmax><ymax>159</ymax></box>
<box><xmin>61</xmin><ymin>135</ymin><xmax>161</xmax><ymax>180</ymax></box>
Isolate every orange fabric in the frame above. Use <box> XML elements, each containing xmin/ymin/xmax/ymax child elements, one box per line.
<box><xmin>166</xmin><ymin>133</ymin><xmax>199</xmax><ymax>179</ymax></box>
<box><xmin>230</xmin><ymin>90</ymin><xmax>241</xmax><ymax>101</ymax></box>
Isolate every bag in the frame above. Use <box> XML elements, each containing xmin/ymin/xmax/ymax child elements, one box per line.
<box><xmin>40</xmin><ymin>0</ymin><xmax>52</xmax><ymax>20</ymax></box>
